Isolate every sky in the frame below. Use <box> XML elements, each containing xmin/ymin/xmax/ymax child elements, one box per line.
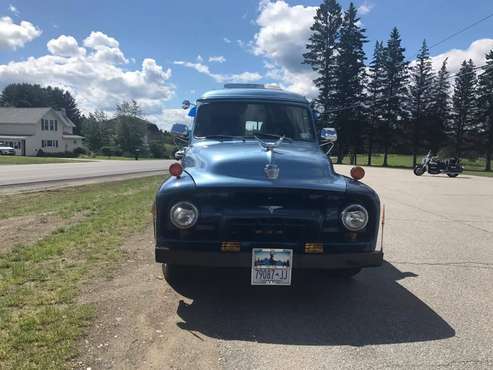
<box><xmin>1</xmin><ymin>0</ymin><xmax>493</xmax><ymax>130</ymax></box>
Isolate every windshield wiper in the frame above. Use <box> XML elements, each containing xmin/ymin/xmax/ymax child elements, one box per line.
<box><xmin>249</xmin><ymin>133</ymin><xmax>293</xmax><ymax>142</ymax></box>
<box><xmin>196</xmin><ymin>135</ymin><xmax>245</xmax><ymax>142</ymax></box>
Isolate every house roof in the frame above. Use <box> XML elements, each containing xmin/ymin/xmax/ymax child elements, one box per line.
<box><xmin>0</xmin><ymin>107</ymin><xmax>76</xmax><ymax>128</ymax></box>
<box><xmin>0</xmin><ymin>107</ymin><xmax>51</xmax><ymax>124</ymax></box>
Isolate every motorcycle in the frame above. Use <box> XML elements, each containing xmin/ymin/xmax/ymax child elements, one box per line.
<box><xmin>413</xmin><ymin>151</ymin><xmax>463</xmax><ymax>177</ymax></box>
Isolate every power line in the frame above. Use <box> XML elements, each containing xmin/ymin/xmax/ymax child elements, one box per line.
<box><xmin>428</xmin><ymin>12</ymin><xmax>493</xmax><ymax>51</ymax></box>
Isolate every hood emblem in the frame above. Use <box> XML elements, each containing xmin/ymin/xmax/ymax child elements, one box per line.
<box><xmin>264</xmin><ymin>163</ymin><xmax>280</xmax><ymax>180</ymax></box>
<box><xmin>259</xmin><ymin>205</ymin><xmax>283</xmax><ymax>214</ymax></box>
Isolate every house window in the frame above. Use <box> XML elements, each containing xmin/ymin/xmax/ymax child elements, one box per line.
<box><xmin>42</xmin><ymin>140</ymin><xmax>46</xmax><ymax>148</ymax></box>
<box><xmin>55</xmin><ymin>140</ymin><xmax>59</xmax><ymax>148</ymax></box>
<box><xmin>43</xmin><ymin>119</ymin><xmax>49</xmax><ymax>130</ymax></box>
<box><xmin>47</xmin><ymin>140</ymin><xmax>52</xmax><ymax>147</ymax></box>
<box><xmin>41</xmin><ymin>119</ymin><xmax>44</xmax><ymax>130</ymax></box>
<box><xmin>55</xmin><ymin>120</ymin><xmax>58</xmax><ymax>131</ymax></box>
<box><xmin>50</xmin><ymin>120</ymin><xmax>54</xmax><ymax>130</ymax></box>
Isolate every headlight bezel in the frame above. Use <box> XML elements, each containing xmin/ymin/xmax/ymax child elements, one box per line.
<box><xmin>169</xmin><ymin>201</ymin><xmax>199</xmax><ymax>229</ymax></box>
<box><xmin>340</xmin><ymin>204</ymin><xmax>369</xmax><ymax>232</ymax></box>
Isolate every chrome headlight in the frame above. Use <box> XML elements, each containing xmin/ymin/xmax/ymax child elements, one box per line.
<box><xmin>341</xmin><ymin>204</ymin><xmax>368</xmax><ymax>231</ymax></box>
<box><xmin>169</xmin><ymin>201</ymin><xmax>198</xmax><ymax>229</ymax></box>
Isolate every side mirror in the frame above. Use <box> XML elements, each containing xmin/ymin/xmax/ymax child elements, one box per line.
<box><xmin>170</xmin><ymin>123</ymin><xmax>190</xmax><ymax>147</ymax></box>
<box><xmin>320</xmin><ymin>127</ymin><xmax>337</xmax><ymax>142</ymax></box>
<box><xmin>170</xmin><ymin>123</ymin><xmax>189</xmax><ymax>138</ymax></box>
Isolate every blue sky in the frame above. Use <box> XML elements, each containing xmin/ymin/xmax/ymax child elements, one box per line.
<box><xmin>1</xmin><ymin>0</ymin><xmax>493</xmax><ymax>129</ymax></box>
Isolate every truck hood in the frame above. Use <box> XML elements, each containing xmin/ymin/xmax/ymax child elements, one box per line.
<box><xmin>182</xmin><ymin>140</ymin><xmax>347</xmax><ymax>192</ymax></box>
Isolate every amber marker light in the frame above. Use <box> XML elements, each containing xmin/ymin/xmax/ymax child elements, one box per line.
<box><xmin>221</xmin><ymin>241</ymin><xmax>241</xmax><ymax>252</ymax></box>
<box><xmin>169</xmin><ymin>162</ymin><xmax>183</xmax><ymax>177</ymax></box>
<box><xmin>304</xmin><ymin>243</ymin><xmax>324</xmax><ymax>254</ymax></box>
<box><xmin>350</xmin><ymin>166</ymin><xmax>365</xmax><ymax>180</ymax></box>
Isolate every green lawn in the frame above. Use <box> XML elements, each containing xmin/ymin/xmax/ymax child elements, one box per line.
<box><xmin>0</xmin><ymin>156</ymin><xmax>87</xmax><ymax>165</ymax></box>
<box><xmin>334</xmin><ymin>153</ymin><xmax>493</xmax><ymax>177</ymax></box>
<box><xmin>0</xmin><ymin>176</ymin><xmax>165</xmax><ymax>369</ymax></box>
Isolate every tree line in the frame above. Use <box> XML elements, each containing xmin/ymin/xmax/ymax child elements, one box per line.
<box><xmin>0</xmin><ymin>83</ymin><xmax>175</xmax><ymax>158</ymax></box>
<box><xmin>304</xmin><ymin>0</ymin><xmax>493</xmax><ymax>170</ymax></box>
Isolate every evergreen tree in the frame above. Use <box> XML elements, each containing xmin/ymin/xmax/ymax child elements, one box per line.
<box><xmin>427</xmin><ymin>58</ymin><xmax>450</xmax><ymax>154</ymax></box>
<box><xmin>333</xmin><ymin>2</ymin><xmax>367</xmax><ymax>163</ymax></box>
<box><xmin>366</xmin><ymin>41</ymin><xmax>386</xmax><ymax>165</ymax></box>
<box><xmin>303</xmin><ymin>0</ymin><xmax>342</xmax><ymax>125</ymax></box>
<box><xmin>408</xmin><ymin>40</ymin><xmax>434</xmax><ymax>166</ymax></box>
<box><xmin>381</xmin><ymin>27</ymin><xmax>409</xmax><ymax>166</ymax></box>
<box><xmin>477</xmin><ymin>50</ymin><xmax>493</xmax><ymax>170</ymax></box>
<box><xmin>451</xmin><ymin>59</ymin><xmax>478</xmax><ymax>157</ymax></box>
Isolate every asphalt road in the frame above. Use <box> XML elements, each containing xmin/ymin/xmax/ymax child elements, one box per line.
<box><xmin>79</xmin><ymin>165</ymin><xmax>493</xmax><ymax>369</ymax></box>
<box><xmin>0</xmin><ymin>159</ymin><xmax>172</xmax><ymax>190</ymax></box>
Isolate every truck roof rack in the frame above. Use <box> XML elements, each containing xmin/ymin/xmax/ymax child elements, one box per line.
<box><xmin>223</xmin><ymin>83</ymin><xmax>265</xmax><ymax>89</ymax></box>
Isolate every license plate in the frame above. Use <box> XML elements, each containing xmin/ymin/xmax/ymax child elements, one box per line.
<box><xmin>251</xmin><ymin>248</ymin><xmax>293</xmax><ymax>286</ymax></box>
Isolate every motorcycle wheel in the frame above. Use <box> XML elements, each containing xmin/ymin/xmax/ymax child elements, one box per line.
<box><xmin>447</xmin><ymin>173</ymin><xmax>459</xmax><ymax>178</ymax></box>
<box><xmin>413</xmin><ymin>166</ymin><xmax>425</xmax><ymax>176</ymax></box>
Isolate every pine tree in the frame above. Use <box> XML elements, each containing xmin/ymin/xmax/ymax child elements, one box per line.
<box><xmin>366</xmin><ymin>41</ymin><xmax>386</xmax><ymax>165</ymax></box>
<box><xmin>333</xmin><ymin>2</ymin><xmax>367</xmax><ymax>163</ymax></box>
<box><xmin>303</xmin><ymin>0</ymin><xmax>342</xmax><ymax>125</ymax></box>
<box><xmin>427</xmin><ymin>58</ymin><xmax>450</xmax><ymax>154</ymax></box>
<box><xmin>381</xmin><ymin>27</ymin><xmax>409</xmax><ymax>166</ymax></box>
<box><xmin>408</xmin><ymin>40</ymin><xmax>434</xmax><ymax>166</ymax></box>
<box><xmin>451</xmin><ymin>59</ymin><xmax>478</xmax><ymax>157</ymax></box>
<box><xmin>477</xmin><ymin>50</ymin><xmax>493</xmax><ymax>170</ymax></box>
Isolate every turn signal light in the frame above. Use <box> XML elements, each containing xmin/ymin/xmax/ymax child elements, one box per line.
<box><xmin>221</xmin><ymin>241</ymin><xmax>241</xmax><ymax>252</ymax></box>
<box><xmin>169</xmin><ymin>162</ymin><xmax>183</xmax><ymax>177</ymax></box>
<box><xmin>304</xmin><ymin>243</ymin><xmax>324</xmax><ymax>254</ymax></box>
<box><xmin>350</xmin><ymin>166</ymin><xmax>365</xmax><ymax>180</ymax></box>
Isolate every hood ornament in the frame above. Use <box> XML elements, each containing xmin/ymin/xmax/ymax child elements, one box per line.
<box><xmin>259</xmin><ymin>205</ymin><xmax>283</xmax><ymax>214</ymax></box>
<box><xmin>255</xmin><ymin>135</ymin><xmax>284</xmax><ymax>180</ymax></box>
<box><xmin>264</xmin><ymin>163</ymin><xmax>280</xmax><ymax>180</ymax></box>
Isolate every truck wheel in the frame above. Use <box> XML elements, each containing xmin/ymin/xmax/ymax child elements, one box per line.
<box><xmin>328</xmin><ymin>268</ymin><xmax>361</xmax><ymax>278</ymax></box>
<box><xmin>447</xmin><ymin>173</ymin><xmax>459</xmax><ymax>178</ymax></box>
<box><xmin>413</xmin><ymin>166</ymin><xmax>425</xmax><ymax>176</ymax></box>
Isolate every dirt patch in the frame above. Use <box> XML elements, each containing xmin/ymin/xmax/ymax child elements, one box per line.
<box><xmin>0</xmin><ymin>213</ymin><xmax>85</xmax><ymax>254</ymax></box>
<box><xmin>74</xmin><ymin>229</ymin><xmax>221</xmax><ymax>370</ymax></box>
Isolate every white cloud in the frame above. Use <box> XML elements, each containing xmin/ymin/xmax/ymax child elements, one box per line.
<box><xmin>0</xmin><ymin>31</ymin><xmax>175</xmax><ymax>118</ymax></box>
<box><xmin>47</xmin><ymin>35</ymin><xmax>86</xmax><ymax>57</ymax></box>
<box><xmin>0</xmin><ymin>16</ymin><xmax>41</xmax><ymax>50</ymax></box>
<box><xmin>429</xmin><ymin>39</ymin><xmax>493</xmax><ymax>75</ymax></box>
<box><xmin>358</xmin><ymin>2</ymin><xmax>374</xmax><ymax>16</ymax></box>
<box><xmin>173</xmin><ymin>60</ymin><xmax>262</xmax><ymax>83</ymax></box>
<box><xmin>82</xmin><ymin>31</ymin><xmax>128</xmax><ymax>64</ymax></box>
<box><xmin>197</xmin><ymin>54</ymin><xmax>204</xmax><ymax>62</ymax></box>
<box><xmin>83</xmin><ymin>31</ymin><xmax>119</xmax><ymax>49</ymax></box>
<box><xmin>9</xmin><ymin>4</ymin><xmax>19</xmax><ymax>15</ymax></box>
<box><xmin>223</xmin><ymin>37</ymin><xmax>232</xmax><ymax>43</ymax></box>
<box><xmin>208</xmin><ymin>55</ymin><xmax>226</xmax><ymax>63</ymax></box>
<box><xmin>148</xmin><ymin>108</ymin><xmax>193</xmax><ymax>131</ymax></box>
<box><xmin>253</xmin><ymin>1</ymin><xmax>317</xmax><ymax>97</ymax></box>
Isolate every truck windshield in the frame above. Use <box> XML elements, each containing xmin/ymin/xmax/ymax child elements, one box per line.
<box><xmin>194</xmin><ymin>101</ymin><xmax>315</xmax><ymax>141</ymax></box>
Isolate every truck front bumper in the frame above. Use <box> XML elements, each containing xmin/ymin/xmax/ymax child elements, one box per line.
<box><xmin>155</xmin><ymin>247</ymin><xmax>383</xmax><ymax>270</ymax></box>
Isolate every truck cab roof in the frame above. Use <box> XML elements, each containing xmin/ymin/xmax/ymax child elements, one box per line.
<box><xmin>199</xmin><ymin>87</ymin><xmax>308</xmax><ymax>104</ymax></box>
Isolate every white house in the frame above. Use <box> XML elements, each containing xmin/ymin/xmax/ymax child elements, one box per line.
<box><xmin>0</xmin><ymin>107</ymin><xmax>84</xmax><ymax>156</ymax></box>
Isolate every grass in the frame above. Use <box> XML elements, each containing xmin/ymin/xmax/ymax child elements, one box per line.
<box><xmin>0</xmin><ymin>156</ymin><xmax>87</xmax><ymax>165</ymax></box>
<box><xmin>0</xmin><ymin>176</ymin><xmax>165</xmax><ymax>369</ymax></box>
<box><xmin>334</xmin><ymin>153</ymin><xmax>493</xmax><ymax>177</ymax></box>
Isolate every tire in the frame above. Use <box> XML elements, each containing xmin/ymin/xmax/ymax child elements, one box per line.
<box><xmin>447</xmin><ymin>173</ymin><xmax>459</xmax><ymax>178</ymax></box>
<box><xmin>413</xmin><ymin>166</ymin><xmax>425</xmax><ymax>176</ymax></box>
<box><xmin>327</xmin><ymin>268</ymin><xmax>361</xmax><ymax>278</ymax></box>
